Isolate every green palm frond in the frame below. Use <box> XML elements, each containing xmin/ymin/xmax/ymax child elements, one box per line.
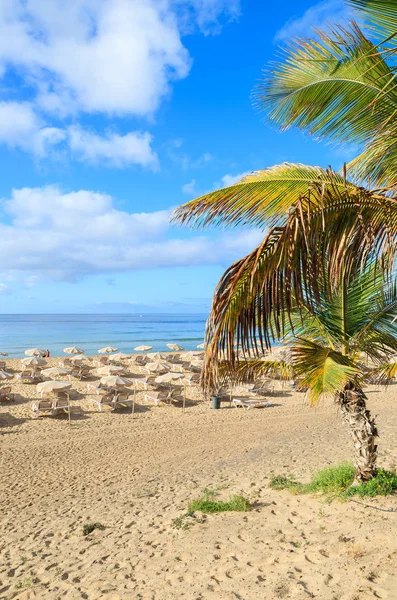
<box><xmin>289</xmin><ymin>340</ymin><xmax>360</xmax><ymax>405</ymax></box>
<box><xmin>255</xmin><ymin>24</ymin><xmax>397</xmax><ymax>186</ymax></box>
<box><xmin>171</xmin><ymin>163</ymin><xmax>357</xmax><ymax>230</ymax></box>
<box><xmin>366</xmin><ymin>360</ymin><xmax>397</xmax><ymax>384</ymax></box>
<box><xmin>218</xmin><ymin>358</ymin><xmax>294</xmax><ymax>386</ymax></box>
<box><xmin>348</xmin><ymin>1</ymin><xmax>397</xmax><ymax>44</ymax></box>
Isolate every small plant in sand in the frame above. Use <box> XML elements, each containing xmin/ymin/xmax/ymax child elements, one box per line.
<box><xmin>270</xmin><ymin>463</ymin><xmax>397</xmax><ymax>500</ymax></box>
<box><xmin>14</xmin><ymin>578</ymin><xmax>33</xmax><ymax>590</ymax></box>
<box><xmin>83</xmin><ymin>522</ymin><xmax>105</xmax><ymax>536</ymax></box>
<box><xmin>171</xmin><ymin>511</ymin><xmax>196</xmax><ymax>530</ymax></box>
<box><xmin>188</xmin><ymin>488</ymin><xmax>251</xmax><ymax>514</ymax></box>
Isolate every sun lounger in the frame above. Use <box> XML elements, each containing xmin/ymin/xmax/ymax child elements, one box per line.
<box><xmin>249</xmin><ymin>379</ymin><xmax>274</xmax><ymax>396</ymax></box>
<box><xmin>31</xmin><ymin>398</ymin><xmax>54</xmax><ymax>418</ymax></box>
<box><xmin>52</xmin><ymin>393</ymin><xmax>70</xmax><ymax>416</ymax></box>
<box><xmin>232</xmin><ymin>397</ymin><xmax>271</xmax><ymax>410</ymax></box>
<box><xmin>17</xmin><ymin>369</ymin><xmax>42</xmax><ymax>383</ymax></box>
<box><xmin>87</xmin><ymin>382</ymin><xmax>102</xmax><ymax>394</ymax></box>
<box><xmin>142</xmin><ymin>375</ymin><xmax>159</xmax><ymax>390</ymax></box>
<box><xmin>185</xmin><ymin>373</ymin><xmax>201</xmax><ymax>385</ymax></box>
<box><xmin>70</xmin><ymin>367</ymin><xmax>90</xmax><ymax>380</ymax></box>
<box><xmin>0</xmin><ymin>386</ymin><xmax>14</xmax><ymax>402</ymax></box>
<box><xmin>144</xmin><ymin>390</ymin><xmax>172</xmax><ymax>406</ymax></box>
<box><xmin>93</xmin><ymin>391</ymin><xmax>132</xmax><ymax>412</ymax></box>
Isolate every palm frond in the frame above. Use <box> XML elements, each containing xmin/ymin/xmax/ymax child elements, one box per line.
<box><xmin>218</xmin><ymin>358</ymin><xmax>294</xmax><ymax>387</ymax></box>
<box><xmin>366</xmin><ymin>360</ymin><xmax>397</xmax><ymax>384</ymax></box>
<box><xmin>255</xmin><ymin>24</ymin><xmax>397</xmax><ymax>186</ymax></box>
<box><xmin>348</xmin><ymin>1</ymin><xmax>397</xmax><ymax>45</ymax></box>
<box><xmin>289</xmin><ymin>340</ymin><xmax>360</xmax><ymax>405</ymax></box>
<box><xmin>171</xmin><ymin>163</ymin><xmax>357</xmax><ymax>230</ymax></box>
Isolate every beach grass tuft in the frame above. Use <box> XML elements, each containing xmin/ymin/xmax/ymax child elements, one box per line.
<box><xmin>270</xmin><ymin>463</ymin><xmax>397</xmax><ymax>499</ymax></box>
<box><xmin>83</xmin><ymin>522</ymin><xmax>105</xmax><ymax>536</ymax></box>
<box><xmin>188</xmin><ymin>489</ymin><xmax>251</xmax><ymax>514</ymax></box>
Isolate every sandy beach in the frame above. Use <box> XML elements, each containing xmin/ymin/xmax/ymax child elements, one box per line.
<box><xmin>1</xmin><ymin>356</ymin><xmax>397</xmax><ymax>599</ymax></box>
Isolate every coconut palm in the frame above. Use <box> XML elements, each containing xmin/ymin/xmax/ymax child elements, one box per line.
<box><xmin>255</xmin><ymin>1</ymin><xmax>397</xmax><ymax>188</ymax></box>
<box><xmin>172</xmin><ymin>1</ymin><xmax>397</xmax><ymax>483</ymax></box>
<box><xmin>216</xmin><ymin>264</ymin><xmax>397</xmax><ymax>482</ymax></box>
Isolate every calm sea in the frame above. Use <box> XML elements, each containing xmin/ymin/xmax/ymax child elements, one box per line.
<box><xmin>0</xmin><ymin>314</ymin><xmax>207</xmax><ymax>358</ymax></box>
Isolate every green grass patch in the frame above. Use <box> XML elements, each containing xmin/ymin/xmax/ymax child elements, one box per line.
<box><xmin>270</xmin><ymin>463</ymin><xmax>397</xmax><ymax>500</ymax></box>
<box><xmin>188</xmin><ymin>491</ymin><xmax>251</xmax><ymax>514</ymax></box>
<box><xmin>83</xmin><ymin>522</ymin><xmax>105</xmax><ymax>536</ymax></box>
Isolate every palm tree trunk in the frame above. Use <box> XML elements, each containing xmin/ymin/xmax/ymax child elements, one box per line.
<box><xmin>337</xmin><ymin>382</ymin><xmax>378</xmax><ymax>483</ymax></box>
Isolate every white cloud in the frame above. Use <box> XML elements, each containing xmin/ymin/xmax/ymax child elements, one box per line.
<box><xmin>275</xmin><ymin>0</ymin><xmax>350</xmax><ymax>42</ymax></box>
<box><xmin>0</xmin><ymin>0</ymin><xmax>238</xmax><ymax>117</ymax></box>
<box><xmin>220</xmin><ymin>171</ymin><xmax>250</xmax><ymax>187</ymax></box>
<box><xmin>0</xmin><ymin>102</ymin><xmax>158</xmax><ymax>168</ymax></box>
<box><xmin>0</xmin><ymin>102</ymin><xmax>40</xmax><ymax>149</ymax></box>
<box><xmin>0</xmin><ymin>185</ymin><xmax>262</xmax><ymax>281</ymax></box>
<box><xmin>182</xmin><ymin>179</ymin><xmax>198</xmax><ymax>195</ymax></box>
<box><xmin>67</xmin><ymin>126</ymin><xmax>158</xmax><ymax>169</ymax></box>
<box><xmin>0</xmin><ymin>1</ymin><xmax>238</xmax><ymax>166</ymax></box>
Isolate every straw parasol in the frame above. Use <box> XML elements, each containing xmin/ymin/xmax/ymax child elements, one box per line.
<box><xmin>147</xmin><ymin>352</ymin><xmax>167</xmax><ymax>360</ymax></box>
<box><xmin>37</xmin><ymin>380</ymin><xmax>72</xmax><ymax>394</ymax></box>
<box><xmin>68</xmin><ymin>354</ymin><xmax>92</xmax><ymax>363</ymax></box>
<box><xmin>97</xmin><ymin>365</ymin><xmax>125</xmax><ymax>376</ymax></box>
<box><xmin>21</xmin><ymin>356</ymin><xmax>46</xmax><ymax>366</ymax></box>
<box><xmin>108</xmin><ymin>352</ymin><xmax>130</xmax><ymax>361</ymax></box>
<box><xmin>155</xmin><ymin>372</ymin><xmax>184</xmax><ymax>384</ymax></box>
<box><xmin>134</xmin><ymin>345</ymin><xmax>152</xmax><ymax>352</ymax></box>
<box><xmin>98</xmin><ymin>346</ymin><xmax>118</xmax><ymax>354</ymax></box>
<box><xmin>64</xmin><ymin>346</ymin><xmax>84</xmax><ymax>354</ymax></box>
<box><xmin>0</xmin><ymin>370</ymin><xmax>12</xmax><ymax>380</ymax></box>
<box><xmin>24</xmin><ymin>348</ymin><xmax>46</xmax><ymax>357</ymax></box>
<box><xmin>99</xmin><ymin>375</ymin><xmax>132</xmax><ymax>388</ymax></box>
<box><xmin>166</xmin><ymin>343</ymin><xmax>184</xmax><ymax>351</ymax></box>
<box><xmin>196</xmin><ymin>343</ymin><xmax>205</xmax><ymax>349</ymax></box>
<box><xmin>41</xmin><ymin>367</ymin><xmax>71</xmax><ymax>379</ymax></box>
<box><xmin>190</xmin><ymin>359</ymin><xmax>204</xmax><ymax>369</ymax></box>
<box><xmin>146</xmin><ymin>361</ymin><xmax>169</xmax><ymax>373</ymax></box>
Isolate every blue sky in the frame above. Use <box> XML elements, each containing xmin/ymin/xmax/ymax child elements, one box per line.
<box><xmin>0</xmin><ymin>0</ymin><xmax>353</xmax><ymax>314</ymax></box>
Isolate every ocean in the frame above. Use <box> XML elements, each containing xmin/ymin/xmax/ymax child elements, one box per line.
<box><xmin>0</xmin><ymin>314</ymin><xmax>207</xmax><ymax>358</ymax></box>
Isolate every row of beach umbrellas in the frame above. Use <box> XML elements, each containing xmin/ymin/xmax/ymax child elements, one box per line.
<box><xmin>15</xmin><ymin>343</ymin><xmax>206</xmax><ymax>358</ymax></box>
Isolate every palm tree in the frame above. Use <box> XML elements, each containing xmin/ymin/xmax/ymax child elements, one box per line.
<box><xmin>219</xmin><ymin>264</ymin><xmax>397</xmax><ymax>482</ymax></box>
<box><xmin>255</xmin><ymin>1</ymin><xmax>397</xmax><ymax>188</ymax></box>
<box><xmin>171</xmin><ymin>1</ymin><xmax>397</xmax><ymax>482</ymax></box>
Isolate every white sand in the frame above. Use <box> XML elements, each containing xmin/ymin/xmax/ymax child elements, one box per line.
<box><xmin>1</xmin><ymin>356</ymin><xmax>396</xmax><ymax>599</ymax></box>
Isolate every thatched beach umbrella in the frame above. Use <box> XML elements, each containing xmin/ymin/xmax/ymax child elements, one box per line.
<box><xmin>147</xmin><ymin>352</ymin><xmax>167</xmax><ymax>360</ymax></box>
<box><xmin>166</xmin><ymin>343</ymin><xmax>184</xmax><ymax>351</ymax></box>
<box><xmin>108</xmin><ymin>352</ymin><xmax>130</xmax><ymax>361</ymax></box>
<box><xmin>155</xmin><ymin>372</ymin><xmax>184</xmax><ymax>384</ymax></box>
<box><xmin>134</xmin><ymin>345</ymin><xmax>152</xmax><ymax>352</ymax></box>
<box><xmin>196</xmin><ymin>343</ymin><xmax>205</xmax><ymax>349</ymax></box>
<box><xmin>68</xmin><ymin>354</ymin><xmax>92</xmax><ymax>363</ymax></box>
<box><xmin>37</xmin><ymin>380</ymin><xmax>72</xmax><ymax>395</ymax></box>
<box><xmin>97</xmin><ymin>365</ymin><xmax>124</xmax><ymax>376</ymax></box>
<box><xmin>146</xmin><ymin>361</ymin><xmax>169</xmax><ymax>373</ymax></box>
<box><xmin>98</xmin><ymin>346</ymin><xmax>118</xmax><ymax>354</ymax></box>
<box><xmin>64</xmin><ymin>346</ymin><xmax>84</xmax><ymax>355</ymax></box>
<box><xmin>99</xmin><ymin>375</ymin><xmax>131</xmax><ymax>388</ymax></box>
<box><xmin>24</xmin><ymin>348</ymin><xmax>46</xmax><ymax>357</ymax></box>
<box><xmin>42</xmin><ymin>367</ymin><xmax>71</xmax><ymax>379</ymax></box>
<box><xmin>21</xmin><ymin>356</ymin><xmax>46</xmax><ymax>366</ymax></box>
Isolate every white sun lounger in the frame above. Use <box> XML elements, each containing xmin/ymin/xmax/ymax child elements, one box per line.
<box><xmin>232</xmin><ymin>397</ymin><xmax>271</xmax><ymax>410</ymax></box>
<box><xmin>144</xmin><ymin>390</ymin><xmax>172</xmax><ymax>406</ymax></box>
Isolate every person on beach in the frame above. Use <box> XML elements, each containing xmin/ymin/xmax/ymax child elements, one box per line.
<box><xmin>45</xmin><ymin>349</ymin><xmax>50</xmax><ymax>358</ymax></box>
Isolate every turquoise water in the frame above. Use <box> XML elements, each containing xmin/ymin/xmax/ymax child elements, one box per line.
<box><xmin>0</xmin><ymin>314</ymin><xmax>207</xmax><ymax>358</ymax></box>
